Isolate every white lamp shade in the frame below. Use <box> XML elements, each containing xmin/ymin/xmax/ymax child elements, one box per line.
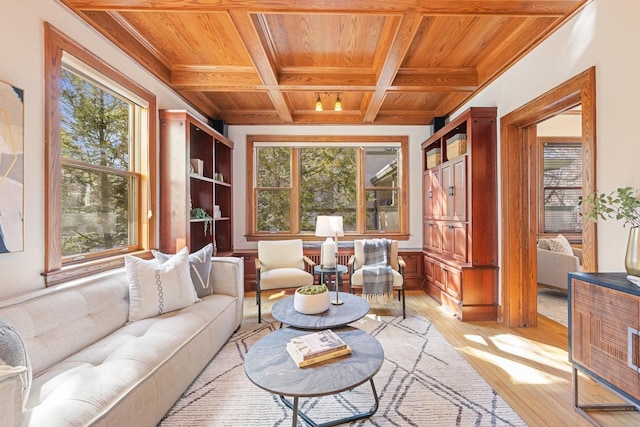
<box><xmin>315</xmin><ymin>215</ymin><xmax>344</xmax><ymax>237</ymax></box>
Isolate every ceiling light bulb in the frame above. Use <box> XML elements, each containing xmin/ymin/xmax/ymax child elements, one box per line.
<box><xmin>334</xmin><ymin>94</ymin><xmax>342</xmax><ymax>112</ymax></box>
<box><xmin>315</xmin><ymin>94</ymin><xmax>323</xmax><ymax>111</ymax></box>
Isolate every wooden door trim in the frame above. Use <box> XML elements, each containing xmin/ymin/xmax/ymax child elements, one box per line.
<box><xmin>500</xmin><ymin>67</ymin><xmax>596</xmax><ymax>327</ymax></box>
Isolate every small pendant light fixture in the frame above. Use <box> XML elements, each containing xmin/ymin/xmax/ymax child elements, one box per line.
<box><xmin>334</xmin><ymin>93</ymin><xmax>342</xmax><ymax>111</ymax></box>
<box><xmin>314</xmin><ymin>92</ymin><xmax>343</xmax><ymax>112</ymax></box>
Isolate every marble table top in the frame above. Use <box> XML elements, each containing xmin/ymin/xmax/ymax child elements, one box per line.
<box><xmin>271</xmin><ymin>292</ymin><xmax>370</xmax><ymax>329</ymax></box>
<box><xmin>244</xmin><ymin>327</ymin><xmax>383</xmax><ymax>398</ymax></box>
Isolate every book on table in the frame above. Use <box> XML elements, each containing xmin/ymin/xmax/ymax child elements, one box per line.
<box><xmin>286</xmin><ymin>329</ymin><xmax>352</xmax><ymax>367</ymax></box>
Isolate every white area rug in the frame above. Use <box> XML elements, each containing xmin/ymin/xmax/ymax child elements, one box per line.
<box><xmin>537</xmin><ymin>287</ymin><xmax>568</xmax><ymax>327</ymax></box>
<box><xmin>159</xmin><ymin>315</ymin><xmax>526</xmax><ymax>426</ymax></box>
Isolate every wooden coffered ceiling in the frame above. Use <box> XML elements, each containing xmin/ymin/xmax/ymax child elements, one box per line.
<box><xmin>59</xmin><ymin>0</ymin><xmax>589</xmax><ymax>125</ymax></box>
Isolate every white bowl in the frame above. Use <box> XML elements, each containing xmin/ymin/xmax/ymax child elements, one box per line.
<box><xmin>293</xmin><ymin>289</ymin><xmax>330</xmax><ymax>314</ymax></box>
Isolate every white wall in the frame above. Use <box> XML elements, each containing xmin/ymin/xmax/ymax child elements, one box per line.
<box><xmin>227</xmin><ymin>125</ymin><xmax>429</xmax><ymax>251</ymax></box>
<box><xmin>0</xmin><ymin>0</ymin><xmax>203</xmax><ymax>299</ymax></box>
<box><xmin>455</xmin><ymin>0</ymin><xmax>640</xmax><ymax>272</ymax></box>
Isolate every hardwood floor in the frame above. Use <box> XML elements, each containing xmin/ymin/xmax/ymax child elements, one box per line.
<box><xmin>245</xmin><ymin>290</ymin><xmax>640</xmax><ymax>426</ymax></box>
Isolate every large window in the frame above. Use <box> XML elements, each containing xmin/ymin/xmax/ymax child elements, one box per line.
<box><xmin>247</xmin><ymin>135</ymin><xmax>408</xmax><ymax>240</ymax></box>
<box><xmin>539</xmin><ymin>137</ymin><xmax>582</xmax><ymax>236</ymax></box>
<box><xmin>44</xmin><ymin>24</ymin><xmax>156</xmax><ymax>285</ymax></box>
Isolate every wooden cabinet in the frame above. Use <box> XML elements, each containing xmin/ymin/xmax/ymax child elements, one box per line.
<box><xmin>159</xmin><ymin>110</ymin><xmax>234</xmax><ymax>255</ymax></box>
<box><xmin>421</xmin><ymin>107</ymin><xmax>498</xmax><ymax>321</ymax></box>
<box><xmin>569</xmin><ymin>273</ymin><xmax>640</xmax><ymax>423</ymax></box>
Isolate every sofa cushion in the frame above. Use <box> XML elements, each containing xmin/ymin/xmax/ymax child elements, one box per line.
<box><xmin>23</xmin><ymin>294</ymin><xmax>238</xmax><ymax>426</ymax></box>
<box><xmin>537</xmin><ymin>238</ymin><xmax>551</xmax><ymax>250</ymax></box>
<box><xmin>0</xmin><ymin>316</ymin><xmax>31</xmax><ymax>404</ymax></box>
<box><xmin>549</xmin><ymin>234</ymin><xmax>573</xmax><ymax>255</ymax></box>
<box><xmin>153</xmin><ymin>243</ymin><xmax>213</xmax><ymax>298</ymax></box>
<box><xmin>125</xmin><ymin>247</ymin><xmax>198</xmax><ymax>322</ymax></box>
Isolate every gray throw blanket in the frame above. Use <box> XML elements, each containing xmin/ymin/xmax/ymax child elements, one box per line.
<box><xmin>361</xmin><ymin>238</ymin><xmax>394</xmax><ymax>300</ymax></box>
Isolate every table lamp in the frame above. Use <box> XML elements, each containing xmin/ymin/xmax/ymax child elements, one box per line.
<box><xmin>315</xmin><ymin>215</ymin><xmax>344</xmax><ymax>268</ymax></box>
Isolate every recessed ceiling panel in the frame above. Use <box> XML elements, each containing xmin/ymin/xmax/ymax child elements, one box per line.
<box><xmin>264</xmin><ymin>13</ymin><xmax>387</xmax><ymax>68</ymax></box>
<box><xmin>121</xmin><ymin>12</ymin><xmax>254</xmax><ymax>66</ymax></box>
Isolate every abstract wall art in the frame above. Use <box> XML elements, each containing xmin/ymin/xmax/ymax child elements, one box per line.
<box><xmin>0</xmin><ymin>80</ymin><xmax>24</xmax><ymax>253</ymax></box>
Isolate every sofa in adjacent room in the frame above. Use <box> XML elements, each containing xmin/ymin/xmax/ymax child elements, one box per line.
<box><xmin>537</xmin><ymin>235</ymin><xmax>583</xmax><ymax>290</ymax></box>
<box><xmin>0</xmin><ymin>253</ymin><xmax>244</xmax><ymax>427</ymax></box>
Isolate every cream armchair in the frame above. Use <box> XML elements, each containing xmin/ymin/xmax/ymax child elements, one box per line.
<box><xmin>255</xmin><ymin>239</ymin><xmax>315</xmax><ymax>323</ymax></box>
<box><xmin>537</xmin><ymin>238</ymin><xmax>583</xmax><ymax>290</ymax></box>
<box><xmin>348</xmin><ymin>239</ymin><xmax>406</xmax><ymax>318</ymax></box>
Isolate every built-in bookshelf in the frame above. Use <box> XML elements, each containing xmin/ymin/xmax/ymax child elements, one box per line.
<box><xmin>159</xmin><ymin>110</ymin><xmax>234</xmax><ymax>255</ymax></box>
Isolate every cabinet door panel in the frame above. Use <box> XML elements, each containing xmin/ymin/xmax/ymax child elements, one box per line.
<box><xmin>452</xmin><ymin>157</ymin><xmax>467</xmax><ymax>221</ymax></box>
<box><xmin>445</xmin><ymin>266</ymin><xmax>462</xmax><ymax>300</ymax></box>
<box><xmin>452</xmin><ymin>222</ymin><xmax>468</xmax><ymax>262</ymax></box>
<box><xmin>571</xmin><ymin>279</ymin><xmax>640</xmax><ymax>399</ymax></box>
<box><xmin>441</xmin><ymin>223</ymin><xmax>453</xmax><ymax>256</ymax></box>
<box><xmin>424</xmin><ymin>255</ymin><xmax>435</xmax><ymax>283</ymax></box>
<box><xmin>423</xmin><ymin>171</ymin><xmax>433</xmax><ymax>217</ymax></box>
<box><xmin>434</xmin><ymin>262</ymin><xmax>446</xmax><ymax>291</ymax></box>
<box><xmin>440</xmin><ymin>163</ymin><xmax>452</xmax><ymax>218</ymax></box>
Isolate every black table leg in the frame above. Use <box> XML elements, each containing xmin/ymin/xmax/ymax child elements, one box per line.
<box><xmin>279</xmin><ymin>378</ymin><xmax>379</xmax><ymax>427</ymax></box>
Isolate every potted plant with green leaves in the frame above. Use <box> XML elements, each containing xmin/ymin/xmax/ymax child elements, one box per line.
<box><xmin>581</xmin><ymin>186</ymin><xmax>640</xmax><ymax>277</ymax></box>
<box><xmin>293</xmin><ymin>284</ymin><xmax>330</xmax><ymax>314</ymax></box>
<box><xmin>190</xmin><ymin>207</ymin><xmax>213</xmax><ymax>236</ymax></box>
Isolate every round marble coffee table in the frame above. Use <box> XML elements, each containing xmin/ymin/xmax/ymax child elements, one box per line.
<box><xmin>271</xmin><ymin>292</ymin><xmax>369</xmax><ymax>329</ymax></box>
<box><xmin>244</xmin><ymin>326</ymin><xmax>383</xmax><ymax>427</ymax></box>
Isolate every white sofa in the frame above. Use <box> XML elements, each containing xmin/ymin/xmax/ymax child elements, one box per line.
<box><xmin>537</xmin><ymin>238</ymin><xmax>582</xmax><ymax>290</ymax></box>
<box><xmin>0</xmin><ymin>256</ymin><xmax>243</xmax><ymax>427</ymax></box>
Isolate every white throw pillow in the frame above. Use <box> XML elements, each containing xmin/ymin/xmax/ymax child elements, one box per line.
<box><xmin>153</xmin><ymin>243</ymin><xmax>213</xmax><ymax>298</ymax></box>
<box><xmin>549</xmin><ymin>234</ymin><xmax>573</xmax><ymax>255</ymax></box>
<box><xmin>125</xmin><ymin>247</ymin><xmax>198</xmax><ymax>322</ymax></box>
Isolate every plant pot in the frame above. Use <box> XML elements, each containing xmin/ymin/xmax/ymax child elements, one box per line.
<box><xmin>293</xmin><ymin>288</ymin><xmax>330</xmax><ymax>314</ymax></box>
<box><xmin>626</xmin><ymin>227</ymin><xmax>640</xmax><ymax>277</ymax></box>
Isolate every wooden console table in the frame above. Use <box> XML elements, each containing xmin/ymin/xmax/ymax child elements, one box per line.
<box><xmin>569</xmin><ymin>272</ymin><xmax>640</xmax><ymax>425</ymax></box>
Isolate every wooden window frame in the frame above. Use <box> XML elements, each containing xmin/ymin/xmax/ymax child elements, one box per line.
<box><xmin>43</xmin><ymin>23</ymin><xmax>157</xmax><ymax>286</ymax></box>
<box><xmin>537</xmin><ymin>136</ymin><xmax>583</xmax><ymax>241</ymax></box>
<box><xmin>246</xmin><ymin>135</ymin><xmax>409</xmax><ymax>241</ymax></box>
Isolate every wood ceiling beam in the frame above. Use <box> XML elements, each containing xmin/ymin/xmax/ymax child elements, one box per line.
<box><xmin>363</xmin><ymin>12</ymin><xmax>423</xmax><ymax>123</ymax></box>
<box><xmin>391</xmin><ymin>67</ymin><xmax>478</xmax><ymax>91</ymax></box>
<box><xmin>62</xmin><ymin>0</ymin><xmax>584</xmax><ymax>17</ymax></box>
<box><xmin>278</xmin><ymin>71</ymin><xmax>378</xmax><ymax>90</ymax></box>
<box><xmin>228</xmin><ymin>11</ymin><xmax>293</xmax><ymax>123</ymax></box>
<box><xmin>171</xmin><ymin>66</ymin><xmax>263</xmax><ymax>89</ymax></box>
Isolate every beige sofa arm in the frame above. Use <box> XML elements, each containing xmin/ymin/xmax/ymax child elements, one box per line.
<box><xmin>537</xmin><ymin>248</ymin><xmax>581</xmax><ymax>290</ymax></box>
<box><xmin>208</xmin><ymin>257</ymin><xmax>244</xmax><ymax>328</ymax></box>
<box><xmin>572</xmin><ymin>247</ymin><xmax>583</xmax><ymax>264</ymax></box>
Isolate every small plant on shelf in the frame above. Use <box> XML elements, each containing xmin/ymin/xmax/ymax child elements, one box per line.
<box><xmin>190</xmin><ymin>207</ymin><xmax>213</xmax><ymax>236</ymax></box>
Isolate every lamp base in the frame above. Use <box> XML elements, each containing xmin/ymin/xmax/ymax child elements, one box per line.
<box><xmin>332</xmin><ymin>288</ymin><xmax>343</xmax><ymax>305</ymax></box>
<box><xmin>321</xmin><ymin>238</ymin><xmax>337</xmax><ymax>268</ymax></box>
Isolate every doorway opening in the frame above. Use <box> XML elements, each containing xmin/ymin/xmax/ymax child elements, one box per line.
<box><xmin>499</xmin><ymin>67</ymin><xmax>597</xmax><ymax>327</ymax></box>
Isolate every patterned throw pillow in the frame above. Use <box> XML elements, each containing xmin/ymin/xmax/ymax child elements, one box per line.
<box><xmin>549</xmin><ymin>234</ymin><xmax>573</xmax><ymax>255</ymax></box>
<box><xmin>0</xmin><ymin>316</ymin><xmax>31</xmax><ymax>405</ymax></box>
<box><xmin>125</xmin><ymin>247</ymin><xmax>198</xmax><ymax>322</ymax></box>
<box><xmin>152</xmin><ymin>244</ymin><xmax>213</xmax><ymax>298</ymax></box>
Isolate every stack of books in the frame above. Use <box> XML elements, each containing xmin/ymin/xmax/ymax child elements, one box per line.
<box><xmin>286</xmin><ymin>329</ymin><xmax>352</xmax><ymax>367</ymax></box>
